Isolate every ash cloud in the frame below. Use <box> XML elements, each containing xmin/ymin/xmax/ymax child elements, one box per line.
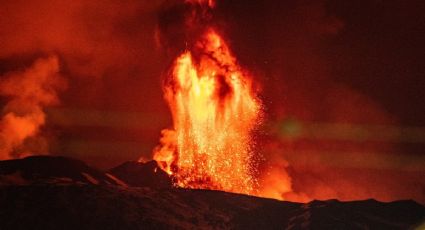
<box><xmin>0</xmin><ymin>56</ymin><xmax>66</xmax><ymax>159</ymax></box>
<box><xmin>0</xmin><ymin>0</ymin><xmax>169</xmax><ymax>166</ymax></box>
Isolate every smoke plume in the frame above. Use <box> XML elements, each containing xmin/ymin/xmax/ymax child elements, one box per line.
<box><xmin>0</xmin><ymin>56</ymin><xmax>66</xmax><ymax>159</ymax></box>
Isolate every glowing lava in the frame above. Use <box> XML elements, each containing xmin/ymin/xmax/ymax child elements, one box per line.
<box><xmin>153</xmin><ymin>29</ymin><xmax>262</xmax><ymax>194</ymax></box>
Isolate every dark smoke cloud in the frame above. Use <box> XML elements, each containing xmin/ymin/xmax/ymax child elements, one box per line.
<box><xmin>0</xmin><ymin>0</ymin><xmax>163</xmax><ymax>72</ymax></box>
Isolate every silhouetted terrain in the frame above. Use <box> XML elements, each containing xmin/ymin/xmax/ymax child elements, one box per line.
<box><xmin>0</xmin><ymin>156</ymin><xmax>424</xmax><ymax>229</ymax></box>
<box><xmin>109</xmin><ymin>160</ymin><xmax>172</xmax><ymax>188</ymax></box>
<box><xmin>0</xmin><ymin>156</ymin><xmax>122</xmax><ymax>186</ymax></box>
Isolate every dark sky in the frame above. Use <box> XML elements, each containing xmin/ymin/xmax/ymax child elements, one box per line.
<box><xmin>0</xmin><ymin>0</ymin><xmax>424</xmax><ymax>203</ymax></box>
<box><xmin>327</xmin><ymin>0</ymin><xmax>425</xmax><ymax>126</ymax></box>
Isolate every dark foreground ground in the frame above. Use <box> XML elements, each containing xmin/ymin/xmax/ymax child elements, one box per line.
<box><xmin>0</xmin><ymin>156</ymin><xmax>424</xmax><ymax>229</ymax></box>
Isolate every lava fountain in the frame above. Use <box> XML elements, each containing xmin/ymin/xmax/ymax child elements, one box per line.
<box><xmin>153</xmin><ymin>26</ymin><xmax>262</xmax><ymax>194</ymax></box>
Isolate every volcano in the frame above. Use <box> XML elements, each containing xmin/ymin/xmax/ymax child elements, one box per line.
<box><xmin>1</xmin><ymin>0</ymin><xmax>425</xmax><ymax>229</ymax></box>
<box><xmin>0</xmin><ymin>155</ymin><xmax>424</xmax><ymax>229</ymax></box>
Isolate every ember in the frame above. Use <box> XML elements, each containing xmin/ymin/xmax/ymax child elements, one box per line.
<box><xmin>152</xmin><ymin>0</ymin><xmax>262</xmax><ymax>195</ymax></box>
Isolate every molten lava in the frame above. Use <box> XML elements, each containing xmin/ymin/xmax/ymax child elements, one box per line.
<box><xmin>153</xmin><ymin>29</ymin><xmax>262</xmax><ymax>194</ymax></box>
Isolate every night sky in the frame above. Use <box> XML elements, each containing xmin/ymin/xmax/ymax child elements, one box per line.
<box><xmin>0</xmin><ymin>0</ymin><xmax>424</xmax><ymax>203</ymax></box>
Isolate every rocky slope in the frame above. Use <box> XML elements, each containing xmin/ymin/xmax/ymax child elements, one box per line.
<box><xmin>0</xmin><ymin>156</ymin><xmax>424</xmax><ymax>229</ymax></box>
<box><xmin>108</xmin><ymin>160</ymin><xmax>172</xmax><ymax>188</ymax></box>
<box><xmin>0</xmin><ymin>155</ymin><xmax>123</xmax><ymax>186</ymax></box>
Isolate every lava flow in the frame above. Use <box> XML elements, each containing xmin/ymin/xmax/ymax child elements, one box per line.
<box><xmin>153</xmin><ymin>26</ymin><xmax>262</xmax><ymax>194</ymax></box>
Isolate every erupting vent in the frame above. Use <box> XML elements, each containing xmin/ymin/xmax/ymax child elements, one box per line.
<box><xmin>153</xmin><ymin>26</ymin><xmax>262</xmax><ymax>194</ymax></box>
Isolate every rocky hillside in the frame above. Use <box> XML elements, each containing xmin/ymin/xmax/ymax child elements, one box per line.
<box><xmin>0</xmin><ymin>156</ymin><xmax>424</xmax><ymax>229</ymax></box>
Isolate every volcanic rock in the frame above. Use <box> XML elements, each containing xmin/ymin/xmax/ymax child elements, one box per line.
<box><xmin>0</xmin><ymin>156</ymin><xmax>424</xmax><ymax>229</ymax></box>
<box><xmin>0</xmin><ymin>155</ymin><xmax>122</xmax><ymax>186</ymax></box>
<box><xmin>108</xmin><ymin>160</ymin><xmax>172</xmax><ymax>189</ymax></box>
<box><xmin>0</xmin><ymin>185</ymin><xmax>424</xmax><ymax>229</ymax></box>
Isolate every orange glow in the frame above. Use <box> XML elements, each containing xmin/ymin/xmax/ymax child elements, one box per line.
<box><xmin>153</xmin><ymin>29</ymin><xmax>262</xmax><ymax>194</ymax></box>
<box><xmin>185</xmin><ymin>0</ymin><xmax>215</xmax><ymax>8</ymax></box>
<box><xmin>0</xmin><ymin>56</ymin><xmax>65</xmax><ymax>159</ymax></box>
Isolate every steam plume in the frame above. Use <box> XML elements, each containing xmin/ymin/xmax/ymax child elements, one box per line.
<box><xmin>0</xmin><ymin>56</ymin><xmax>66</xmax><ymax>159</ymax></box>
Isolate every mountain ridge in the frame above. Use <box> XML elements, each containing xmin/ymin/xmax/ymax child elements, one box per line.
<box><xmin>0</xmin><ymin>155</ymin><xmax>424</xmax><ymax>229</ymax></box>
